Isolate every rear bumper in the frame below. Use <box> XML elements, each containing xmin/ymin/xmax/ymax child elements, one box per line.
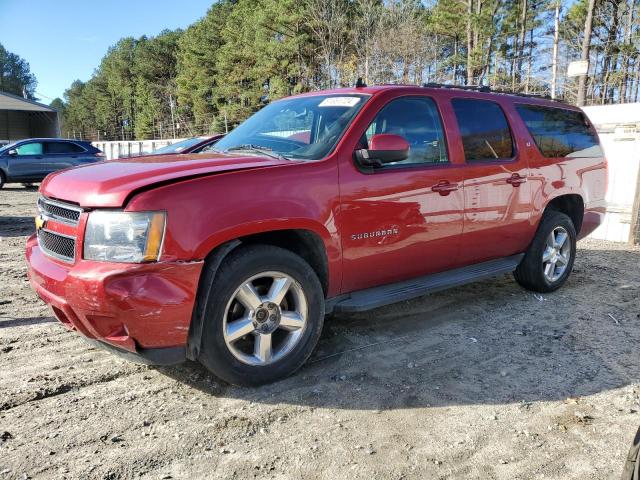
<box><xmin>579</xmin><ymin>201</ymin><xmax>607</xmax><ymax>240</ymax></box>
<box><xmin>26</xmin><ymin>234</ymin><xmax>203</xmax><ymax>363</ymax></box>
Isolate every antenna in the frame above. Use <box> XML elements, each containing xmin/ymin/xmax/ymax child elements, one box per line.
<box><xmin>355</xmin><ymin>77</ymin><xmax>367</xmax><ymax>88</ymax></box>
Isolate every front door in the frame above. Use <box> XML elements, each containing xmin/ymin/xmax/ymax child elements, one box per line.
<box><xmin>7</xmin><ymin>141</ymin><xmax>45</xmax><ymax>180</ymax></box>
<box><xmin>338</xmin><ymin>95</ymin><xmax>465</xmax><ymax>293</ymax></box>
<box><xmin>449</xmin><ymin>98</ymin><xmax>532</xmax><ymax>263</ymax></box>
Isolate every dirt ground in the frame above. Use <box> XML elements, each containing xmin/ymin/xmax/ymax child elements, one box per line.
<box><xmin>0</xmin><ymin>186</ymin><xmax>639</xmax><ymax>480</ymax></box>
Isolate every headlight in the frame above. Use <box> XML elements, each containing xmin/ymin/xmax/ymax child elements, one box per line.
<box><xmin>84</xmin><ymin>211</ymin><xmax>165</xmax><ymax>263</ymax></box>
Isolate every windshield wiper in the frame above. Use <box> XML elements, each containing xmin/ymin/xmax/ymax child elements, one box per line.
<box><xmin>224</xmin><ymin>144</ymin><xmax>287</xmax><ymax>161</ymax></box>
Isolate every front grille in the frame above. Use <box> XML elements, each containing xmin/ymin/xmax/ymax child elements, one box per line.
<box><xmin>38</xmin><ymin>196</ymin><xmax>82</xmax><ymax>225</ymax></box>
<box><xmin>38</xmin><ymin>229</ymin><xmax>76</xmax><ymax>262</ymax></box>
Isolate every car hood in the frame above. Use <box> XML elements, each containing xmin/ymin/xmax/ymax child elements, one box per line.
<box><xmin>40</xmin><ymin>153</ymin><xmax>296</xmax><ymax>208</ymax></box>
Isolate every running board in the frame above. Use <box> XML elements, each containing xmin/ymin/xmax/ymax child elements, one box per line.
<box><xmin>332</xmin><ymin>254</ymin><xmax>524</xmax><ymax>313</ymax></box>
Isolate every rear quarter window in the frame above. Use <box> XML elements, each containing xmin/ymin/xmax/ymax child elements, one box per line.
<box><xmin>515</xmin><ymin>104</ymin><xmax>603</xmax><ymax>158</ymax></box>
<box><xmin>45</xmin><ymin>142</ymin><xmax>85</xmax><ymax>154</ymax></box>
<box><xmin>451</xmin><ymin>98</ymin><xmax>514</xmax><ymax>162</ymax></box>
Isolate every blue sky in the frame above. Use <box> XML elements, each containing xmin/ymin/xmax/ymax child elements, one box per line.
<box><xmin>0</xmin><ymin>0</ymin><xmax>215</xmax><ymax>103</ymax></box>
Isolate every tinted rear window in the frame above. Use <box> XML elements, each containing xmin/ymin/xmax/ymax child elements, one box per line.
<box><xmin>515</xmin><ymin>104</ymin><xmax>602</xmax><ymax>158</ymax></box>
<box><xmin>452</xmin><ymin>99</ymin><xmax>514</xmax><ymax>162</ymax></box>
<box><xmin>45</xmin><ymin>142</ymin><xmax>85</xmax><ymax>154</ymax></box>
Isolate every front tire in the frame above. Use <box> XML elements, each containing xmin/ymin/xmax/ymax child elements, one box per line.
<box><xmin>198</xmin><ymin>244</ymin><xmax>325</xmax><ymax>386</ymax></box>
<box><xmin>514</xmin><ymin>210</ymin><xmax>576</xmax><ymax>293</ymax></box>
<box><xmin>0</xmin><ymin>171</ymin><xmax>5</xmax><ymax>189</ymax></box>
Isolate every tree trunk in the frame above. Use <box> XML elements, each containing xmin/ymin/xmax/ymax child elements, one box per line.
<box><xmin>482</xmin><ymin>35</ymin><xmax>495</xmax><ymax>85</ymax></box>
<box><xmin>453</xmin><ymin>35</ymin><xmax>459</xmax><ymax>85</ymax></box>
<box><xmin>601</xmin><ymin>68</ymin><xmax>610</xmax><ymax>104</ymax></box>
<box><xmin>621</xmin><ymin>0</ymin><xmax>635</xmax><ymax>102</ymax></box>
<box><xmin>434</xmin><ymin>34</ymin><xmax>439</xmax><ymax>84</ymax></box>
<box><xmin>466</xmin><ymin>0</ymin><xmax>474</xmax><ymax>85</ymax></box>
<box><xmin>600</xmin><ymin>1</ymin><xmax>620</xmax><ymax>104</ymax></box>
<box><xmin>525</xmin><ymin>27</ymin><xmax>533</xmax><ymax>93</ymax></box>
<box><xmin>517</xmin><ymin>0</ymin><xmax>528</xmax><ymax>87</ymax></box>
<box><xmin>551</xmin><ymin>1</ymin><xmax>560</xmax><ymax>99</ymax></box>
<box><xmin>634</xmin><ymin>59</ymin><xmax>640</xmax><ymax>102</ymax></box>
<box><xmin>577</xmin><ymin>0</ymin><xmax>596</xmax><ymax>106</ymax></box>
<box><xmin>511</xmin><ymin>34</ymin><xmax>517</xmax><ymax>90</ymax></box>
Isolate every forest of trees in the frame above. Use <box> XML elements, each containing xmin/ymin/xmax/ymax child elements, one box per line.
<box><xmin>50</xmin><ymin>0</ymin><xmax>640</xmax><ymax>141</ymax></box>
<box><xmin>0</xmin><ymin>43</ymin><xmax>37</xmax><ymax>99</ymax></box>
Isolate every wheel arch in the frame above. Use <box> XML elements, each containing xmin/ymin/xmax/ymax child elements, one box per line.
<box><xmin>544</xmin><ymin>193</ymin><xmax>585</xmax><ymax>235</ymax></box>
<box><xmin>186</xmin><ymin>228</ymin><xmax>330</xmax><ymax>360</ymax></box>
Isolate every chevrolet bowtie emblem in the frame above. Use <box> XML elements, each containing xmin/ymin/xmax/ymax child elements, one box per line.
<box><xmin>35</xmin><ymin>215</ymin><xmax>46</xmax><ymax>231</ymax></box>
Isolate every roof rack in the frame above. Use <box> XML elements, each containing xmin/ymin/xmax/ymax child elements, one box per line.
<box><xmin>421</xmin><ymin>82</ymin><xmax>565</xmax><ymax>103</ymax></box>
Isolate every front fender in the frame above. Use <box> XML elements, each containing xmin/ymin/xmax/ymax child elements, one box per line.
<box><xmin>126</xmin><ymin>158</ymin><xmax>342</xmax><ymax>294</ymax></box>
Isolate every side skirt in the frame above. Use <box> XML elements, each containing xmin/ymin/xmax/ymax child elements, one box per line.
<box><xmin>329</xmin><ymin>254</ymin><xmax>524</xmax><ymax>314</ymax></box>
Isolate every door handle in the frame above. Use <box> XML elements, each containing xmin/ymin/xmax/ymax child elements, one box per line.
<box><xmin>431</xmin><ymin>180</ymin><xmax>459</xmax><ymax>196</ymax></box>
<box><xmin>506</xmin><ymin>173</ymin><xmax>527</xmax><ymax>186</ymax></box>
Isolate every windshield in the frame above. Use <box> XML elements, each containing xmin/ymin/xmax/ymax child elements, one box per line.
<box><xmin>0</xmin><ymin>141</ymin><xmax>19</xmax><ymax>154</ymax></box>
<box><xmin>152</xmin><ymin>137</ymin><xmax>204</xmax><ymax>154</ymax></box>
<box><xmin>213</xmin><ymin>94</ymin><xmax>368</xmax><ymax>160</ymax></box>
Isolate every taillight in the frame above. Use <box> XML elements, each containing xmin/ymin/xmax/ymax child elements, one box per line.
<box><xmin>95</xmin><ymin>152</ymin><xmax>105</xmax><ymax>157</ymax></box>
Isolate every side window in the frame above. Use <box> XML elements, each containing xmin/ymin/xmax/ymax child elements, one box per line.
<box><xmin>452</xmin><ymin>99</ymin><xmax>514</xmax><ymax>162</ymax></box>
<box><xmin>364</xmin><ymin>97</ymin><xmax>448</xmax><ymax>166</ymax></box>
<box><xmin>45</xmin><ymin>142</ymin><xmax>85</xmax><ymax>154</ymax></box>
<box><xmin>16</xmin><ymin>142</ymin><xmax>43</xmax><ymax>156</ymax></box>
<box><xmin>515</xmin><ymin>104</ymin><xmax>603</xmax><ymax>158</ymax></box>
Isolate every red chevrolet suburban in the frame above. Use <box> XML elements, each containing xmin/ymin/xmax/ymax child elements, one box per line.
<box><xmin>26</xmin><ymin>85</ymin><xmax>607</xmax><ymax>385</ymax></box>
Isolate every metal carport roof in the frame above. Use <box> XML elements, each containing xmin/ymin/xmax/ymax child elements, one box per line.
<box><xmin>0</xmin><ymin>90</ymin><xmax>60</xmax><ymax>140</ymax></box>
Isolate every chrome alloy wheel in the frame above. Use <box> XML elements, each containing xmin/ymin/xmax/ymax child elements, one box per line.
<box><xmin>222</xmin><ymin>271</ymin><xmax>308</xmax><ymax>366</ymax></box>
<box><xmin>542</xmin><ymin>226</ymin><xmax>571</xmax><ymax>283</ymax></box>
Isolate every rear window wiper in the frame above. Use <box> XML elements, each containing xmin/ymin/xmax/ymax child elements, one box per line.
<box><xmin>224</xmin><ymin>144</ymin><xmax>287</xmax><ymax>161</ymax></box>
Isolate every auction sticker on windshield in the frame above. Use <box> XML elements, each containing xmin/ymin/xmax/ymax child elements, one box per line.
<box><xmin>318</xmin><ymin>97</ymin><xmax>361</xmax><ymax>107</ymax></box>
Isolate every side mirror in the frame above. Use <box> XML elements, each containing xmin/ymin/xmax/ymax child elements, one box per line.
<box><xmin>7</xmin><ymin>149</ymin><xmax>17</xmax><ymax>156</ymax></box>
<box><xmin>355</xmin><ymin>134</ymin><xmax>409</xmax><ymax>167</ymax></box>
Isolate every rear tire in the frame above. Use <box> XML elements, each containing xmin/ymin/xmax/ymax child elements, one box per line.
<box><xmin>22</xmin><ymin>183</ymin><xmax>36</xmax><ymax>189</ymax></box>
<box><xmin>0</xmin><ymin>171</ymin><xmax>5</xmax><ymax>189</ymax></box>
<box><xmin>198</xmin><ymin>244</ymin><xmax>325</xmax><ymax>386</ymax></box>
<box><xmin>514</xmin><ymin>210</ymin><xmax>576</xmax><ymax>293</ymax></box>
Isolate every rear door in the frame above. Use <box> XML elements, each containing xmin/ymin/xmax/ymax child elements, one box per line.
<box><xmin>450</xmin><ymin>97</ymin><xmax>533</xmax><ymax>263</ymax></box>
<box><xmin>7</xmin><ymin>141</ymin><xmax>45</xmax><ymax>180</ymax></box>
<box><xmin>338</xmin><ymin>95</ymin><xmax>466</xmax><ymax>292</ymax></box>
<box><xmin>44</xmin><ymin>141</ymin><xmax>90</xmax><ymax>173</ymax></box>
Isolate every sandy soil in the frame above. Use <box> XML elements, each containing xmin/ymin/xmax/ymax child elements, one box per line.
<box><xmin>0</xmin><ymin>186</ymin><xmax>639</xmax><ymax>480</ymax></box>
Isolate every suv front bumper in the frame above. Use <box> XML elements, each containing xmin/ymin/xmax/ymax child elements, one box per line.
<box><xmin>25</xmin><ymin>234</ymin><xmax>203</xmax><ymax>364</ymax></box>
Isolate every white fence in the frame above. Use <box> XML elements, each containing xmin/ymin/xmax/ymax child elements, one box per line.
<box><xmin>91</xmin><ymin>139</ymin><xmax>184</xmax><ymax>160</ymax></box>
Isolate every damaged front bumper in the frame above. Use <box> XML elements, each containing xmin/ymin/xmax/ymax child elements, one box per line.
<box><xmin>26</xmin><ymin>234</ymin><xmax>203</xmax><ymax>365</ymax></box>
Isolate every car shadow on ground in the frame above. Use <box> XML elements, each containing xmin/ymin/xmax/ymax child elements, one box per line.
<box><xmin>0</xmin><ymin>316</ymin><xmax>57</xmax><ymax>328</ymax></box>
<box><xmin>0</xmin><ymin>216</ymin><xmax>35</xmax><ymax>238</ymax></box>
<box><xmin>157</xmin><ymin>246</ymin><xmax>640</xmax><ymax>411</ymax></box>
<box><xmin>1</xmin><ymin>186</ymin><xmax>38</xmax><ymax>193</ymax></box>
